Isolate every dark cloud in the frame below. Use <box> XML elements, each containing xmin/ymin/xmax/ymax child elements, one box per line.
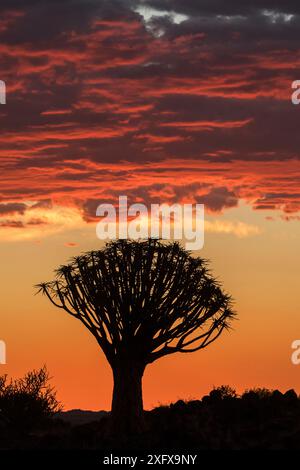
<box><xmin>82</xmin><ymin>196</ymin><xmax>131</xmax><ymax>222</ymax></box>
<box><xmin>81</xmin><ymin>182</ymin><xmax>239</xmax><ymax>222</ymax></box>
<box><xmin>27</xmin><ymin>217</ymin><xmax>47</xmax><ymax>225</ymax></box>
<box><xmin>199</xmin><ymin>186</ymin><xmax>238</xmax><ymax>212</ymax></box>
<box><xmin>0</xmin><ymin>202</ymin><xmax>27</xmax><ymax>215</ymax></box>
<box><xmin>29</xmin><ymin>199</ymin><xmax>53</xmax><ymax>210</ymax></box>
<box><xmin>0</xmin><ymin>0</ymin><xmax>299</xmax><ymax>219</ymax></box>
<box><xmin>0</xmin><ymin>220</ymin><xmax>25</xmax><ymax>228</ymax></box>
<box><xmin>0</xmin><ymin>1</ymin><xmax>139</xmax><ymax>45</ymax></box>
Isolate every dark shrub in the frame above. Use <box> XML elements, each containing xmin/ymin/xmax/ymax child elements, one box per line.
<box><xmin>0</xmin><ymin>366</ymin><xmax>61</xmax><ymax>437</ymax></box>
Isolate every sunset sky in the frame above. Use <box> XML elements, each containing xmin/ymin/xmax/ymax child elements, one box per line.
<box><xmin>1</xmin><ymin>0</ymin><xmax>300</xmax><ymax>411</ymax></box>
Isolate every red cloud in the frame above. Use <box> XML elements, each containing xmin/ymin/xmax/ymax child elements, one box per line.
<box><xmin>0</xmin><ymin>1</ymin><xmax>299</xmax><ymax>232</ymax></box>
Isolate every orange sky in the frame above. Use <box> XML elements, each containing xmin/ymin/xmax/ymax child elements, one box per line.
<box><xmin>1</xmin><ymin>1</ymin><xmax>300</xmax><ymax>410</ymax></box>
<box><xmin>1</xmin><ymin>205</ymin><xmax>300</xmax><ymax>410</ymax></box>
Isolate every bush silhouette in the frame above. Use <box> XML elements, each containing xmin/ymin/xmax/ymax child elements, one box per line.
<box><xmin>208</xmin><ymin>385</ymin><xmax>237</xmax><ymax>401</ymax></box>
<box><xmin>0</xmin><ymin>366</ymin><xmax>61</xmax><ymax>436</ymax></box>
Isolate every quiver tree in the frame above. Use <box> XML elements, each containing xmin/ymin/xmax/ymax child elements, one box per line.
<box><xmin>37</xmin><ymin>239</ymin><xmax>235</xmax><ymax>435</ymax></box>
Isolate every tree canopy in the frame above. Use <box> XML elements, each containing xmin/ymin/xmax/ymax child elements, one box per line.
<box><xmin>37</xmin><ymin>239</ymin><xmax>235</xmax><ymax>367</ymax></box>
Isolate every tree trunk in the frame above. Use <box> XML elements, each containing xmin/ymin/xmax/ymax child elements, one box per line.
<box><xmin>109</xmin><ymin>361</ymin><xmax>146</xmax><ymax>436</ymax></box>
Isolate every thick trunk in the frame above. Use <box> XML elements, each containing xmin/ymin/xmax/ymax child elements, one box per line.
<box><xmin>109</xmin><ymin>361</ymin><xmax>146</xmax><ymax>436</ymax></box>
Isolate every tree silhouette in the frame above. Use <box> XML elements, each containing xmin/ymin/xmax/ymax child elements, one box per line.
<box><xmin>37</xmin><ymin>239</ymin><xmax>235</xmax><ymax>434</ymax></box>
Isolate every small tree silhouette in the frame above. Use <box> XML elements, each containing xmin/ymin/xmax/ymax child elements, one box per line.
<box><xmin>0</xmin><ymin>366</ymin><xmax>61</xmax><ymax>435</ymax></box>
<box><xmin>37</xmin><ymin>239</ymin><xmax>235</xmax><ymax>434</ymax></box>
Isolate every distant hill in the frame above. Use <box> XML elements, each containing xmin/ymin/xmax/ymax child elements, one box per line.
<box><xmin>57</xmin><ymin>409</ymin><xmax>108</xmax><ymax>426</ymax></box>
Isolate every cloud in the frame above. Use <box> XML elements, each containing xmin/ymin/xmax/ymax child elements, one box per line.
<box><xmin>0</xmin><ymin>202</ymin><xmax>27</xmax><ymax>215</ymax></box>
<box><xmin>0</xmin><ymin>220</ymin><xmax>25</xmax><ymax>228</ymax></box>
<box><xmin>29</xmin><ymin>199</ymin><xmax>53</xmax><ymax>210</ymax></box>
<box><xmin>205</xmin><ymin>220</ymin><xmax>262</xmax><ymax>237</ymax></box>
<box><xmin>200</xmin><ymin>187</ymin><xmax>239</xmax><ymax>212</ymax></box>
<box><xmin>0</xmin><ymin>204</ymin><xmax>84</xmax><ymax>241</ymax></box>
<box><xmin>0</xmin><ymin>0</ymin><xmax>299</xmax><ymax>236</ymax></box>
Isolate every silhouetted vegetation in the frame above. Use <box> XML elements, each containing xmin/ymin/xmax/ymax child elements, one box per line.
<box><xmin>37</xmin><ymin>239</ymin><xmax>235</xmax><ymax>435</ymax></box>
<box><xmin>1</xmin><ymin>380</ymin><xmax>300</xmax><ymax>450</ymax></box>
<box><xmin>0</xmin><ymin>366</ymin><xmax>61</xmax><ymax>440</ymax></box>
